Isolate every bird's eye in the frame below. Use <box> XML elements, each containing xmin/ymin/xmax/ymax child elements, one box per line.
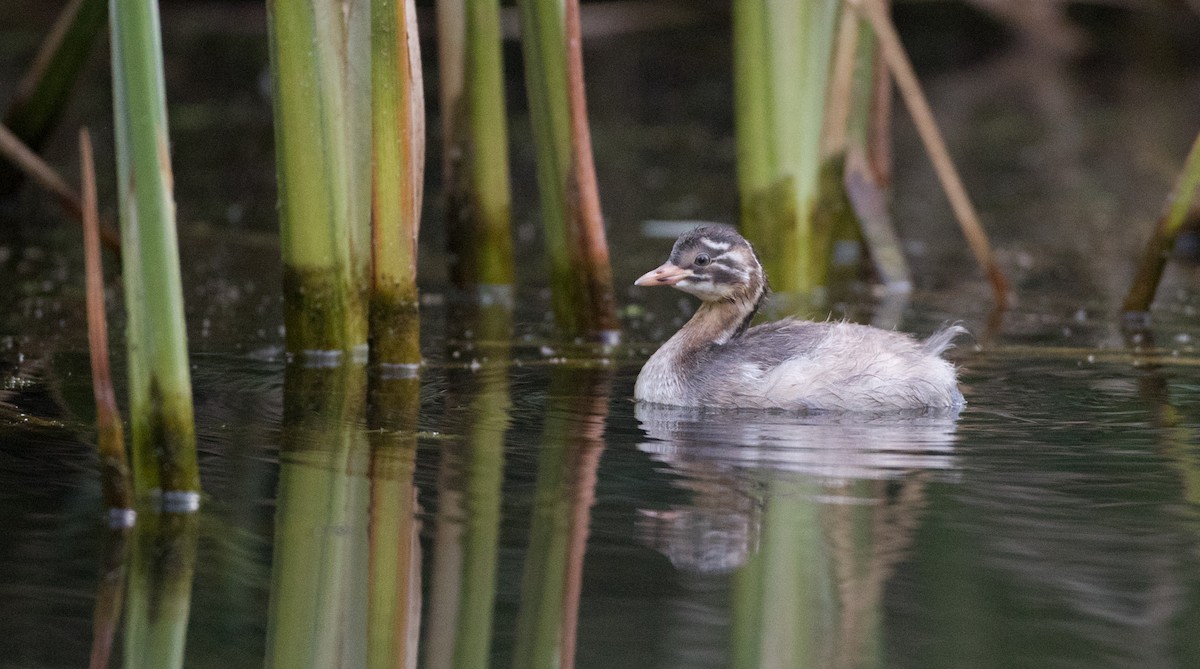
<box><xmin>694</xmin><ymin>253</ymin><xmax>710</xmax><ymax>267</ymax></box>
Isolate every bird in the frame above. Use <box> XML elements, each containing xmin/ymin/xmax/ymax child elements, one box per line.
<box><xmin>633</xmin><ymin>225</ymin><xmax>965</xmax><ymax>412</ymax></box>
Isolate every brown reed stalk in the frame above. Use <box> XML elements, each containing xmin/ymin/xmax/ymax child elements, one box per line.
<box><xmin>851</xmin><ymin>0</ymin><xmax>1010</xmax><ymax>307</ymax></box>
<box><xmin>80</xmin><ymin>127</ymin><xmax>134</xmax><ymax>516</ymax></box>
<box><xmin>563</xmin><ymin>0</ymin><xmax>619</xmax><ymax>341</ymax></box>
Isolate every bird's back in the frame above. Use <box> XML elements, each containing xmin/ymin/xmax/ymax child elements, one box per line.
<box><xmin>688</xmin><ymin>321</ymin><xmax>965</xmax><ymax>411</ymax></box>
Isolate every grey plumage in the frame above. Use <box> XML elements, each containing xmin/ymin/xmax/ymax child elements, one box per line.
<box><xmin>634</xmin><ymin>227</ymin><xmax>966</xmax><ymax>412</ymax></box>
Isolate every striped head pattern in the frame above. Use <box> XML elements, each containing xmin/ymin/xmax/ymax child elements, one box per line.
<box><xmin>635</xmin><ymin>226</ymin><xmax>766</xmax><ymax>304</ymax></box>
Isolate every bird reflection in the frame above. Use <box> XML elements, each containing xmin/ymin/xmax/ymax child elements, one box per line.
<box><xmin>635</xmin><ymin>403</ymin><xmax>961</xmax><ymax>669</ymax></box>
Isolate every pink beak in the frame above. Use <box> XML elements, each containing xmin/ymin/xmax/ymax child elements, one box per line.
<box><xmin>634</xmin><ymin>262</ymin><xmax>691</xmax><ymax>287</ymax></box>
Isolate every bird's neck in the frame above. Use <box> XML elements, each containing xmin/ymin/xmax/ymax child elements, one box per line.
<box><xmin>670</xmin><ymin>291</ymin><xmax>761</xmax><ymax>353</ymax></box>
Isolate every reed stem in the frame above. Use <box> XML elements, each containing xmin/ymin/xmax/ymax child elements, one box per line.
<box><xmin>733</xmin><ymin>0</ymin><xmax>841</xmax><ymax>295</ymax></box>
<box><xmin>850</xmin><ymin>0</ymin><xmax>1010</xmax><ymax>307</ymax></box>
<box><xmin>0</xmin><ymin>122</ymin><xmax>122</xmax><ymax>251</ymax></box>
<box><xmin>516</xmin><ymin>0</ymin><xmax>619</xmax><ymax>341</ymax></box>
<box><xmin>0</xmin><ymin>0</ymin><xmax>107</xmax><ymax>195</ymax></box>
<box><xmin>80</xmin><ymin>128</ymin><xmax>134</xmax><ymax>517</ymax></box>
<box><xmin>267</xmin><ymin>0</ymin><xmax>372</xmax><ymax>357</ymax></box>
<box><xmin>89</xmin><ymin>527</ymin><xmax>131</xmax><ymax>669</ymax></box>
<box><xmin>438</xmin><ymin>0</ymin><xmax>516</xmax><ymax>290</ymax></box>
<box><xmin>109</xmin><ymin>0</ymin><xmax>199</xmax><ymax>504</ymax></box>
<box><xmin>1122</xmin><ymin>130</ymin><xmax>1200</xmax><ymax>315</ymax></box>
<box><xmin>371</xmin><ymin>0</ymin><xmax>424</xmax><ymax>367</ymax></box>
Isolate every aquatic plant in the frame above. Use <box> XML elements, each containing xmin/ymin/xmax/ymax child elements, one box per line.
<box><xmin>1122</xmin><ymin>131</ymin><xmax>1200</xmax><ymax>317</ymax></box>
<box><xmin>0</xmin><ymin>122</ymin><xmax>121</xmax><ymax>251</ymax></box>
<box><xmin>849</xmin><ymin>0</ymin><xmax>1009</xmax><ymax>306</ymax></box>
<box><xmin>109</xmin><ymin>0</ymin><xmax>199</xmax><ymax>504</ymax></box>
<box><xmin>516</xmin><ymin>0</ymin><xmax>619</xmax><ymax>341</ymax></box>
<box><xmin>437</xmin><ymin>0</ymin><xmax>516</xmax><ymax>293</ymax></box>
<box><xmin>0</xmin><ymin>0</ymin><xmax>106</xmax><ymax>195</ymax></box>
<box><xmin>733</xmin><ymin>0</ymin><xmax>841</xmax><ymax>295</ymax></box>
<box><xmin>735</xmin><ymin>0</ymin><xmax>1007</xmax><ymax>305</ymax></box>
<box><xmin>79</xmin><ymin>127</ymin><xmax>133</xmax><ymax>518</ymax></box>
<box><xmin>267</xmin><ymin>0</ymin><xmax>372</xmax><ymax>357</ymax></box>
<box><xmin>826</xmin><ymin>7</ymin><xmax>912</xmax><ymax>291</ymax></box>
<box><xmin>371</xmin><ymin>0</ymin><xmax>425</xmax><ymax>366</ymax></box>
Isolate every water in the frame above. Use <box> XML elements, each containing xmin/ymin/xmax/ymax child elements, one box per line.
<box><xmin>4</xmin><ymin>319</ymin><xmax>1200</xmax><ymax>668</ymax></box>
<box><xmin>4</xmin><ymin>1</ymin><xmax>1200</xmax><ymax>667</ymax></box>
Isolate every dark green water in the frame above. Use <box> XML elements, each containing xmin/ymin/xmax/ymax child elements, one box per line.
<box><xmin>4</xmin><ymin>2</ymin><xmax>1200</xmax><ymax>668</ymax></box>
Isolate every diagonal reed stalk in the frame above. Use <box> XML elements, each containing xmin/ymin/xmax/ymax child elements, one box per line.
<box><xmin>1</xmin><ymin>0</ymin><xmax>107</xmax><ymax>195</ymax></box>
<box><xmin>516</xmin><ymin>0</ymin><xmax>619</xmax><ymax>341</ymax></box>
<box><xmin>109</xmin><ymin>0</ymin><xmax>199</xmax><ymax>506</ymax></box>
<box><xmin>825</xmin><ymin>4</ymin><xmax>911</xmax><ymax>291</ymax></box>
<box><xmin>1122</xmin><ymin>130</ymin><xmax>1200</xmax><ymax>316</ymax></box>
<box><xmin>371</xmin><ymin>0</ymin><xmax>425</xmax><ymax>366</ymax></box>
<box><xmin>0</xmin><ymin>122</ymin><xmax>121</xmax><ymax>251</ymax></box>
<box><xmin>80</xmin><ymin>127</ymin><xmax>134</xmax><ymax>519</ymax></box>
<box><xmin>850</xmin><ymin>0</ymin><xmax>1010</xmax><ymax>307</ymax></box>
<box><xmin>268</xmin><ymin>0</ymin><xmax>372</xmax><ymax>357</ymax></box>
<box><xmin>438</xmin><ymin>0</ymin><xmax>515</xmax><ymax>292</ymax></box>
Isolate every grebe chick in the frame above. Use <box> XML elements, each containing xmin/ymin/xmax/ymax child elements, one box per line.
<box><xmin>633</xmin><ymin>226</ymin><xmax>965</xmax><ymax>411</ymax></box>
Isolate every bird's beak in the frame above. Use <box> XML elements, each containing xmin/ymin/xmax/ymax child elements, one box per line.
<box><xmin>635</xmin><ymin>262</ymin><xmax>691</xmax><ymax>287</ymax></box>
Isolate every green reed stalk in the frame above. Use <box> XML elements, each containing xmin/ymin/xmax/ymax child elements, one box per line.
<box><xmin>0</xmin><ymin>0</ymin><xmax>107</xmax><ymax>195</ymax></box>
<box><xmin>516</xmin><ymin>0</ymin><xmax>619</xmax><ymax>340</ymax></box>
<box><xmin>438</xmin><ymin>0</ymin><xmax>515</xmax><ymax>290</ymax></box>
<box><xmin>371</xmin><ymin>0</ymin><xmax>424</xmax><ymax>366</ymax></box>
<box><xmin>266</xmin><ymin>363</ymin><xmax>370</xmax><ymax>669</ymax></box>
<box><xmin>1123</xmin><ymin>131</ymin><xmax>1200</xmax><ymax>315</ymax></box>
<box><xmin>122</xmin><ymin>511</ymin><xmax>199</xmax><ymax>669</ymax></box>
<box><xmin>267</xmin><ymin>0</ymin><xmax>371</xmax><ymax>356</ymax></box>
<box><xmin>80</xmin><ymin>128</ymin><xmax>134</xmax><ymax>517</ymax></box>
<box><xmin>733</xmin><ymin>0</ymin><xmax>841</xmax><ymax>295</ymax></box>
<box><xmin>109</xmin><ymin>0</ymin><xmax>199</xmax><ymax>503</ymax></box>
<box><xmin>424</xmin><ymin>306</ymin><xmax>511</xmax><ymax>669</ymax></box>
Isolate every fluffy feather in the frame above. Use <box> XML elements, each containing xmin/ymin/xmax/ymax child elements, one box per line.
<box><xmin>634</xmin><ymin>228</ymin><xmax>966</xmax><ymax>412</ymax></box>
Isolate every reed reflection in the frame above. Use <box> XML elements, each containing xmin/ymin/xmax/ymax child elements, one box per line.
<box><xmin>367</xmin><ymin>365</ymin><xmax>423</xmax><ymax>669</ymax></box>
<box><xmin>636</xmin><ymin>404</ymin><xmax>960</xmax><ymax>669</ymax></box>
<box><xmin>122</xmin><ymin>511</ymin><xmax>200</xmax><ymax>669</ymax></box>
<box><xmin>513</xmin><ymin>365</ymin><xmax>613</xmax><ymax>669</ymax></box>
<box><xmin>265</xmin><ymin>363</ymin><xmax>371</xmax><ymax>668</ymax></box>
<box><xmin>424</xmin><ymin>302</ymin><xmax>512</xmax><ymax>669</ymax></box>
